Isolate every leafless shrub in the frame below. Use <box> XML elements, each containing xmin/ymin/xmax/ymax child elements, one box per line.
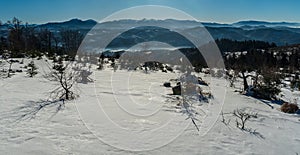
<box><xmin>233</xmin><ymin>108</ymin><xmax>258</xmax><ymax>130</ymax></box>
<box><xmin>49</xmin><ymin>62</ymin><xmax>79</xmax><ymax>100</ymax></box>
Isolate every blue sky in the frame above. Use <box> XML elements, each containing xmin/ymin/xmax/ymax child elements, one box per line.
<box><xmin>0</xmin><ymin>0</ymin><xmax>299</xmax><ymax>24</ymax></box>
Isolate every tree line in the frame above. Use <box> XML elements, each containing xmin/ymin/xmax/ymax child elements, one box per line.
<box><xmin>225</xmin><ymin>47</ymin><xmax>300</xmax><ymax>99</ymax></box>
<box><xmin>216</xmin><ymin>38</ymin><xmax>277</xmax><ymax>53</ymax></box>
<box><xmin>0</xmin><ymin>17</ymin><xmax>83</xmax><ymax>59</ymax></box>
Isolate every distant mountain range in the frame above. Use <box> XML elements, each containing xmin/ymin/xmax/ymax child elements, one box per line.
<box><xmin>1</xmin><ymin>18</ymin><xmax>300</xmax><ymax>46</ymax></box>
<box><xmin>39</xmin><ymin>18</ymin><xmax>97</xmax><ymax>30</ymax></box>
<box><xmin>232</xmin><ymin>20</ymin><xmax>300</xmax><ymax>28</ymax></box>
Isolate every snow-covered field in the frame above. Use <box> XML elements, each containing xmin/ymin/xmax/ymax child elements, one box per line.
<box><xmin>0</xmin><ymin>59</ymin><xmax>300</xmax><ymax>154</ymax></box>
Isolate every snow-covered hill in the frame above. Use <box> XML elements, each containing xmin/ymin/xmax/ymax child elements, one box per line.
<box><xmin>0</xmin><ymin>58</ymin><xmax>299</xmax><ymax>154</ymax></box>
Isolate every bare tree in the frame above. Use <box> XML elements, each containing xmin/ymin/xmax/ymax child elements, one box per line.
<box><xmin>60</xmin><ymin>29</ymin><xmax>83</xmax><ymax>59</ymax></box>
<box><xmin>48</xmin><ymin>59</ymin><xmax>79</xmax><ymax>100</ymax></box>
<box><xmin>38</xmin><ymin>28</ymin><xmax>53</xmax><ymax>54</ymax></box>
<box><xmin>47</xmin><ymin>57</ymin><xmax>92</xmax><ymax>100</ymax></box>
<box><xmin>23</xmin><ymin>23</ymin><xmax>39</xmax><ymax>54</ymax></box>
<box><xmin>233</xmin><ymin>108</ymin><xmax>257</xmax><ymax>130</ymax></box>
<box><xmin>7</xmin><ymin>17</ymin><xmax>25</xmax><ymax>57</ymax></box>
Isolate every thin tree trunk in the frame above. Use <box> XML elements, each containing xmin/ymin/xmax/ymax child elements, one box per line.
<box><xmin>65</xmin><ymin>89</ymin><xmax>69</xmax><ymax>100</ymax></box>
<box><xmin>242</xmin><ymin>72</ymin><xmax>249</xmax><ymax>91</ymax></box>
<box><xmin>7</xmin><ymin>62</ymin><xmax>12</xmax><ymax>77</ymax></box>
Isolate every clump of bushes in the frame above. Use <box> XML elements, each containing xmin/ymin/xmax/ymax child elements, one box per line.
<box><xmin>252</xmin><ymin>85</ymin><xmax>280</xmax><ymax>100</ymax></box>
<box><xmin>280</xmin><ymin>103</ymin><xmax>299</xmax><ymax>114</ymax></box>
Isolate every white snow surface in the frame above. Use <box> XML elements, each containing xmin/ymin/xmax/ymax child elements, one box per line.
<box><xmin>0</xmin><ymin>59</ymin><xmax>299</xmax><ymax>154</ymax></box>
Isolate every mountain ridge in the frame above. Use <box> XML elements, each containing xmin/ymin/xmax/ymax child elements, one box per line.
<box><xmin>1</xmin><ymin>18</ymin><xmax>300</xmax><ymax>46</ymax></box>
<box><xmin>37</xmin><ymin>18</ymin><xmax>300</xmax><ymax>28</ymax></box>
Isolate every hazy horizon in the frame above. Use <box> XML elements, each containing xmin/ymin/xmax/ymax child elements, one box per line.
<box><xmin>2</xmin><ymin>17</ymin><xmax>300</xmax><ymax>25</ymax></box>
<box><xmin>1</xmin><ymin>0</ymin><xmax>300</xmax><ymax>24</ymax></box>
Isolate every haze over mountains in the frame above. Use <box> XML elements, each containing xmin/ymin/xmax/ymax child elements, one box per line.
<box><xmin>1</xmin><ymin>18</ymin><xmax>300</xmax><ymax>46</ymax></box>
